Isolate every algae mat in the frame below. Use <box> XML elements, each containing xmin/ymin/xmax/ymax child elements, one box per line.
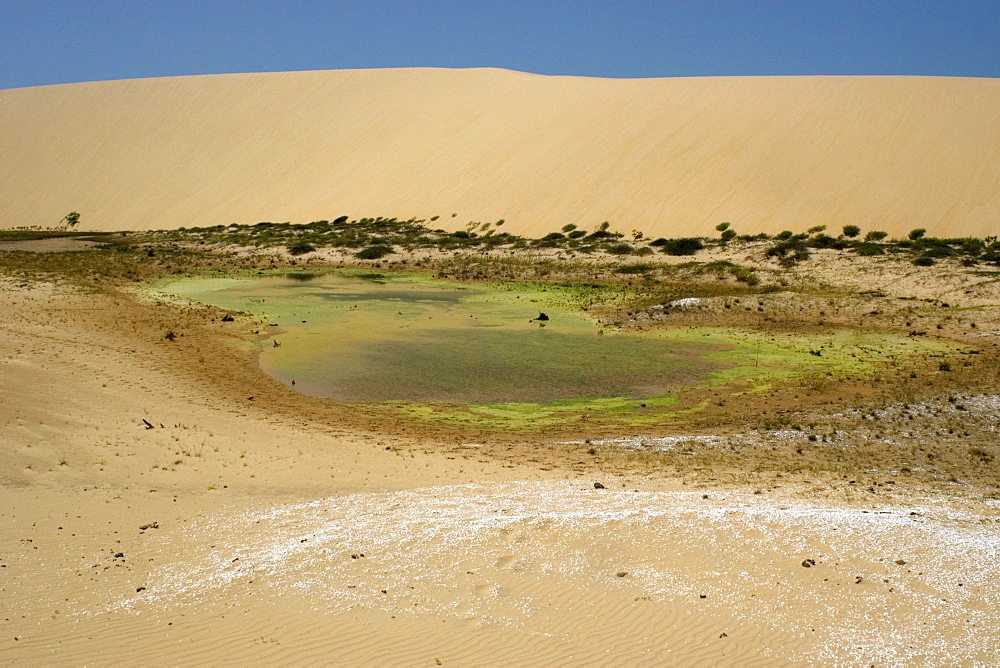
<box><xmin>157</xmin><ymin>271</ymin><xmax>952</xmax><ymax>428</ymax></box>
<box><xmin>159</xmin><ymin>271</ymin><xmax>728</xmax><ymax>403</ymax></box>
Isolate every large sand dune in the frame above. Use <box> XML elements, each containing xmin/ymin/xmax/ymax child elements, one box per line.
<box><xmin>2</xmin><ymin>68</ymin><xmax>998</xmax><ymax>238</ymax></box>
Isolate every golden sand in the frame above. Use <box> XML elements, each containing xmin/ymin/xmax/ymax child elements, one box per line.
<box><xmin>2</xmin><ymin>69</ymin><xmax>997</xmax><ymax>238</ymax></box>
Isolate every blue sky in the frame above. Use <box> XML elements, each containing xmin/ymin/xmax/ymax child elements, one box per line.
<box><xmin>2</xmin><ymin>1</ymin><xmax>998</xmax><ymax>89</ymax></box>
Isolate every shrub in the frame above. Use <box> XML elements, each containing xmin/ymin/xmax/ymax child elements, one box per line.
<box><xmin>661</xmin><ymin>237</ymin><xmax>704</xmax><ymax>256</ymax></box>
<box><xmin>605</xmin><ymin>244</ymin><xmax>633</xmax><ymax>255</ymax></box>
<box><xmin>766</xmin><ymin>237</ymin><xmax>810</xmax><ymax>266</ymax></box>
<box><xmin>720</xmin><ymin>228</ymin><xmax>737</xmax><ymax>242</ymax></box>
<box><xmin>809</xmin><ymin>234</ymin><xmax>837</xmax><ymax>248</ymax></box>
<box><xmin>865</xmin><ymin>230</ymin><xmax>888</xmax><ymax>241</ymax></box>
<box><xmin>913</xmin><ymin>255</ymin><xmax>935</xmax><ymax>266</ymax></box>
<box><xmin>853</xmin><ymin>242</ymin><xmax>884</xmax><ymax>256</ymax></box>
<box><xmin>287</xmin><ymin>243</ymin><xmax>316</xmax><ymax>256</ymax></box>
<box><xmin>715</xmin><ymin>222</ymin><xmax>731</xmax><ymax>232</ymax></box>
<box><xmin>649</xmin><ymin>238</ymin><xmax>668</xmax><ymax>247</ymax></box>
<box><xmin>567</xmin><ymin>229</ymin><xmax>587</xmax><ymax>239</ymax></box>
<box><xmin>355</xmin><ymin>244</ymin><xmax>393</xmax><ymax>259</ymax></box>
<box><xmin>776</xmin><ymin>230</ymin><xmax>794</xmax><ymax>240</ymax></box>
<box><xmin>959</xmin><ymin>237</ymin><xmax>984</xmax><ymax>256</ymax></box>
<box><xmin>909</xmin><ymin>228</ymin><xmax>926</xmax><ymax>241</ymax></box>
<box><xmin>842</xmin><ymin>225</ymin><xmax>861</xmax><ymax>238</ymax></box>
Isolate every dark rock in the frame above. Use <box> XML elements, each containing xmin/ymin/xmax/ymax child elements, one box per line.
<box><xmin>801</xmin><ymin>559</ymin><xmax>816</xmax><ymax>567</ymax></box>
<box><xmin>594</xmin><ymin>482</ymin><xmax>605</xmax><ymax>489</ymax></box>
<box><xmin>616</xmin><ymin>571</ymin><xmax>628</xmax><ymax>578</ymax></box>
<box><xmin>221</xmin><ymin>314</ymin><xmax>235</xmax><ymax>322</ymax></box>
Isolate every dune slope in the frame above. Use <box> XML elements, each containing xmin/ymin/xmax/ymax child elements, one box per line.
<box><xmin>1</xmin><ymin>68</ymin><xmax>998</xmax><ymax>238</ymax></box>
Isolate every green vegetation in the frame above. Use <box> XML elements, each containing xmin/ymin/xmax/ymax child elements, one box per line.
<box><xmin>355</xmin><ymin>244</ymin><xmax>394</xmax><ymax>259</ymax></box>
<box><xmin>660</xmin><ymin>237</ymin><xmax>704</xmax><ymax>256</ymax></box>
<box><xmin>287</xmin><ymin>243</ymin><xmax>316</xmax><ymax>256</ymax></box>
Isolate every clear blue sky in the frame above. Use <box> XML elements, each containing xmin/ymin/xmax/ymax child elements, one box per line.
<box><xmin>2</xmin><ymin>0</ymin><xmax>998</xmax><ymax>90</ymax></box>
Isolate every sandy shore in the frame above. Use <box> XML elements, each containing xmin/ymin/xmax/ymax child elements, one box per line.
<box><xmin>2</xmin><ymin>260</ymin><xmax>998</xmax><ymax>665</ymax></box>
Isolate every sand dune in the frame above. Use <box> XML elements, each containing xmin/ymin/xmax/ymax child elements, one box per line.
<box><xmin>2</xmin><ymin>68</ymin><xmax>998</xmax><ymax>238</ymax></box>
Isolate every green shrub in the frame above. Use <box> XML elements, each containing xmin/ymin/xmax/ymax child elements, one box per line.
<box><xmin>605</xmin><ymin>244</ymin><xmax>633</xmax><ymax>255</ymax></box>
<box><xmin>355</xmin><ymin>244</ymin><xmax>393</xmax><ymax>259</ymax></box>
<box><xmin>913</xmin><ymin>255</ymin><xmax>935</xmax><ymax>266</ymax></box>
<box><xmin>287</xmin><ymin>243</ymin><xmax>316</xmax><ymax>256</ymax></box>
<box><xmin>853</xmin><ymin>242</ymin><xmax>884</xmax><ymax>256</ymax></box>
<box><xmin>865</xmin><ymin>230</ymin><xmax>888</xmax><ymax>241</ymax></box>
<box><xmin>661</xmin><ymin>237</ymin><xmax>704</xmax><ymax>256</ymax></box>
<box><xmin>809</xmin><ymin>234</ymin><xmax>837</xmax><ymax>248</ymax></box>
<box><xmin>766</xmin><ymin>237</ymin><xmax>810</xmax><ymax>266</ymax></box>
<box><xmin>909</xmin><ymin>228</ymin><xmax>926</xmax><ymax>241</ymax></box>
<box><xmin>842</xmin><ymin>225</ymin><xmax>861</xmax><ymax>238</ymax></box>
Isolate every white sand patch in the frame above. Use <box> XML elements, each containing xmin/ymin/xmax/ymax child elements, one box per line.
<box><xmin>88</xmin><ymin>480</ymin><xmax>1000</xmax><ymax>665</ymax></box>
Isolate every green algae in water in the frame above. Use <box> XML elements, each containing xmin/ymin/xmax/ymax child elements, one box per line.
<box><xmin>159</xmin><ymin>271</ymin><xmax>727</xmax><ymax>404</ymax></box>
<box><xmin>155</xmin><ymin>271</ymin><xmax>957</xmax><ymax>429</ymax></box>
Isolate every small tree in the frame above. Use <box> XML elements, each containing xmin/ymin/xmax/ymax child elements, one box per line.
<box><xmin>842</xmin><ymin>225</ymin><xmax>861</xmax><ymax>238</ymax></box>
<box><xmin>63</xmin><ymin>211</ymin><xmax>81</xmax><ymax>228</ymax></box>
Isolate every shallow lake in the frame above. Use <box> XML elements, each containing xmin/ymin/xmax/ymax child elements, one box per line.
<box><xmin>160</xmin><ymin>271</ymin><xmax>730</xmax><ymax>404</ymax></box>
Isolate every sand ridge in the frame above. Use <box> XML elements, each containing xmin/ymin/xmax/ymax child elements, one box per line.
<box><xmin>2</xmin><ymin>68</ymin><xmax>998</xmax><ymax>238</ymax></box>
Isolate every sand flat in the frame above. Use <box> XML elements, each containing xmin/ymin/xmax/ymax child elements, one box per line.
<box><xmin>2</xmin><ymin>69</ymin><xmax>998</xmax><ymax>238</ymax></box>
<box><xmin>2</xmin><ymin>271</ymin><xmax>999</xmax><ymax>665</ymax></box>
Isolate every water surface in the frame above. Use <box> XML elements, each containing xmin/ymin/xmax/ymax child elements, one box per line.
<box><xmin>162</xmin><ymin>271</ymin><xmax>728</xmax><ymax>403</ymax></box>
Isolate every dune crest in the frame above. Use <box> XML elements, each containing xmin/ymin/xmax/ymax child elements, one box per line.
<box><xmin>2</xmin><ymin>68</ymin><xmax>997</xmax><ymax>238</ymax></box>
